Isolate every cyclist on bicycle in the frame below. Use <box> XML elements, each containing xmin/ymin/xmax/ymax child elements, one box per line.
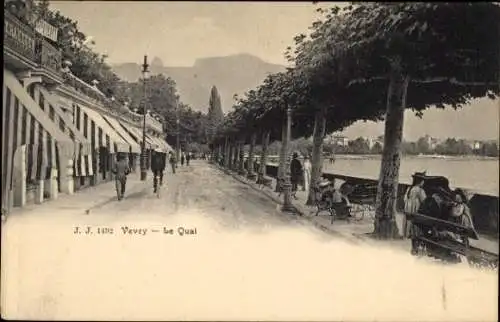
<box><xmin>151</xmin><ymin>147</ymin><xmax>166</xmax><ymax>193</ymax></box>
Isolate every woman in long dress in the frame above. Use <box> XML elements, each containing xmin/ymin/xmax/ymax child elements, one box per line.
<box><xmin>403</xmin><ymin>176</ymin><xmax>427</xmax><ymax>239</ymax></box>
<box><xmin>303</xmin><ymin>155</ymin><xmax>312</xmax><ymax>193</ymax></box>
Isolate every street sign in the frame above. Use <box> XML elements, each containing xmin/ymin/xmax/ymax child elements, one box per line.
<box><xmin>34</xmin><ymin>19</ymin><xmax>58</xmax><ymax>42</ymax></box>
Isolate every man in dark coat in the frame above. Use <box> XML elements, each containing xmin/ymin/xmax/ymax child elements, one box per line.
<box><xmin>290</xmin><ymin>152</ymin><xmax>303</xmax><ymax>199</ymax></box>
<box><xmin>151</xmin><ymin>149</ymin><xmax>166</xmax><ymax>193</ymax></box>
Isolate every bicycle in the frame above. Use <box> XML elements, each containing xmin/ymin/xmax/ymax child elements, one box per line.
<box><xmin>153</xmin><ymin>171</ymin><xmax>163</xmax><ymax>199</ymax></box>
<box><xmin>156</xmin><ymin>182</ymin><xmax>161</xmax><ymax>198</ymax></box>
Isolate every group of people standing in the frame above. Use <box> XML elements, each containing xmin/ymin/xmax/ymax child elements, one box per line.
<box><xmin>402</xmin><ymin>174</ymin><xmax>476</xmax><ymax>249</ymax></box>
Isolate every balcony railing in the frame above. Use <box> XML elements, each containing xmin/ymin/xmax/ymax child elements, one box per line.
<box><xmin>4</xmin><ymin>11</ymin><xmax>36</xmax><ymax>62</ymax></box>
<box><xmin>36</xmin><ymin>38</ymin><xmax>62</xmax><ymax>74</ymax></box>
<box><xmin>3</xmin><ymin>10</ymin><xmax>162</xmax><ymax>135</ymax></box>
<box><xmin>62</xmin><ymin>72</ymin><xmax>107</xmax><ymax>103</ymax></box>
<box><xmin>5</xmin><ymin>11</ymin><xmax>62</xmax><ymax>76</ymax></box>
<box><xmin>60</xmin><ymin>73</ymin><xmax>163</xmax><ymax>134</ymax></box>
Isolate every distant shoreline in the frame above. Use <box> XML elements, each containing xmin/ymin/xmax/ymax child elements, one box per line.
<box><xmin>332</xmin><ymin>154</ymin><xmax>499</xmax><ymax>161</ymax></box>
<box><xmin>264</xmin><ymin>154</ymin><xmax>499</xmax><ymax>161</ymax></box>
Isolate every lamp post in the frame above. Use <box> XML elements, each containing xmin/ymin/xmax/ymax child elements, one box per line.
<box><xmin>281</xmin><ymin>105</ymin><xmax>293</xmax><ymax>212</ymax></box>
<box><xmin>176</xmin><ymin>100</ymin><xmax>180</xmax><ymax>164</ymax></box>
<box><xmin>140</xmin><ymin>55</ymin><xmax>149</xmax><ymax>181</ymax></box>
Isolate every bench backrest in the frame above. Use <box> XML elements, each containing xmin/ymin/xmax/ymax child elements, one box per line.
<box><xmin>409</xmin><ymin>213</ymin><xmax>479</xmax><ymax>240</ymax></box>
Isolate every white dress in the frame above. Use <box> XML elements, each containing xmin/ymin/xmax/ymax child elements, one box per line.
<box><xmin>303</xmin><ymin>160</ymin><xmax>312</xmax><ymax>192</ymax></box>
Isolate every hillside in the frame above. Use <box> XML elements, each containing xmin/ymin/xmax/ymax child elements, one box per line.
<box><xmin>112</xmin><ymin>53</ymin><xmax>285</xmax><ymax>113</ymax></box>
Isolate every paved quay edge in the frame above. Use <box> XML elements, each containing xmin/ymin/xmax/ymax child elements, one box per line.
<box><xmin>211</xmin><ymin>164</ymin><xmax>366</xmax><ymax>245</ymax></box>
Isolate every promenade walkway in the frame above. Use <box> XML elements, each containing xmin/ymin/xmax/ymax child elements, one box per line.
<box><xmin>216</xmin><ymin>164</ymin><xmax>499</xmax><ymax>255</ymax></box>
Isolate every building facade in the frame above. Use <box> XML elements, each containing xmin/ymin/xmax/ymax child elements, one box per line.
<box><xmin>2</xmin><ymin>8</ymin><xmax>172</xmax><ymax>217</ymax></box>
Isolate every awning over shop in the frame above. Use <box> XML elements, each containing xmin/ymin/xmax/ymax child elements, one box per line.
<box><xmin>120</xmin><ymin>123</ymin><xmax>155</xmax><ymax>148</ymax></box>
<box><xmin>37</xmin><ymin>86</ymin><xmax>92</xmax><ymax>156</ymax></box>
<box><xmin>4</xmin><ymin>69</ymin><xmax>76</xmax><ymax>158</ymax></box>
<box><xmin>102</xmin><ymin>115</ymin><xmax>141</xmax><ymax>154</ymax></box>
<box><xmin>79</xmin><ymin>105</ymin><xmax>129</xmax><ymax>153</ymax></box>
<box><xmin>149</xmin><ymin>135</ymin><xmax>172</xmax><ymax>153</ymax></box>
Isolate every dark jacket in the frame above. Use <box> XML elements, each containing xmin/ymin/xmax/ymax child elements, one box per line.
<box><xmin>151</xmin><ymin>152</ymin><xmax>166</xmax><ymax>171</ymax></box>
<box><xmin>290</xmin><ymin>158</ymin><xmax>303</xmax><ymax>181</ymax></box>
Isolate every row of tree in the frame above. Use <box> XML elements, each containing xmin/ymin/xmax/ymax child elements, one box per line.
<box><xmin>210</xmin><ymin>3</ymin><xmax>500</xmax><ymax>239</ymax></box>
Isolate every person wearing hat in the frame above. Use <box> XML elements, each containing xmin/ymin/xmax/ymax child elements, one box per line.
<box><xmin>303</xmin><ymin>155</ymin><xmax>312</xmax><ymax>193</ymax></box>
<box><xmin>169</xmin><ymin>151</ymin><xmax>177</xmax><ymax>174</ymax></box>
<box><xmin>290</xmin><ymin>152</ymin><xmax>303</xmax><ymax>199</ymax></box>
<box><xmin>112</xmin><ymin>153</ymin><xmax>131</xmax><ymax>201</ymax></box>
<box><xmin>180</xmin><ymin>152</ymin><xmax>185</xmax><ymax>167</ymax></box>
<box><xmin>449</xmin><ymin>189</ymin><xmax>475</xmax><ymax>230</ymax></box>
<box><xmin>151</xmin><ymin>148</ymin><xmax>166</xmax><ymax>193</ymax></box>
<box><xmin>403</xmin><ymin>175</ymin><xmax>427</xmax><ymax>239</ymax></box>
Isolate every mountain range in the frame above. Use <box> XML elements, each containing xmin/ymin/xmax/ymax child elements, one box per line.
<box><xmin>112</xmin><ymin>53</ymin><xmax>499</xmax><ymax>141</ymax></box>
<box><xmin>111</xmin><ymin>53</ymin><xmax>285</xmax><ymax>113</ymax></box>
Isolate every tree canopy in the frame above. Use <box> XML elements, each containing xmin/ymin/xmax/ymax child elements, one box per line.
<box><xmin>212</xmin><ymin>2</ymin><xmax>499</xmax><ymax>146</ymax></box>
<box><xmin>207</xmin><ymin>86</ymin><xmax>224</xmax><ymax>142</ymax></box>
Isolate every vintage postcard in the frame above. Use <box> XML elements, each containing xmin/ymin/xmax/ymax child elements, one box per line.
<box><xmin>2</xmin><ymin>1</ymin><xmax>499</xmax><ymax>321</ymax></box>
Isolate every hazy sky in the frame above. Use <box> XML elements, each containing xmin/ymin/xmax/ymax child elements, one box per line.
<box><xmin>49</xmin><ymin>1</ymin><xmax>499</xmax><ymax>141</ymax></box>
<box><xmin>49</xmin><ymin>1</ymin><xmax>323</xmax><ymax>66</ymax></box>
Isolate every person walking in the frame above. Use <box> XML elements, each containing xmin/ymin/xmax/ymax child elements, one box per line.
<box><xmin>180</xmin><ymin>153</ymin><xmax>185</xmax><ymax>166</ymax></box>
<box><xmin>186</xmin><ymin>152</ymin><xmax>191</xmax><ymax>166</ymax></box>
<box><xmin>112</xmin><ymin>153</ymin><xmax>131</xmax><ymax>201</ymax></box>
<box><xmin>169</xmin><ymin>151</ymin><xmax>177</xmax><ymax>174</ymax></box>
<box><xmin>151</xmin><ymin>149</ymin><xmax>166</xmax><ymax>193</ymax></box>
<box><xmin>403</xmin><ymin>175</ymin><xmax>427</xmax><ymax>239</ymax></box>
<box><xmin>303</xmin><ymin>155</ymin><xmax>312</xmax><ymax>193</ymax></box>
<box><xmin>290</xmin><ymin>152</ymin><xmax>303</xmax><ymax>200</ymax></box>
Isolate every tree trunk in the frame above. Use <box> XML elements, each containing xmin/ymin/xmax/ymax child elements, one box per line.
<box><xmin>373</xmin><ymin>57</ymin><xmax>410</xmax><ymax>240</ymax></box>
<box><xmin>224</xmin><ymin>137</ymin><xmax>229</xmax><ymax>168</ymax></box>
<box><xmin>282</xmin><ymin>106</ymin><xmax>293</xmax><ymax>211</ymax></box>
<box><xmin>238</xmin><ymin>139</ymin><xmax>245</xmax><ymax>175</ymax></box>
<box><xmin>211</xmin><ymin>144</ymin><xmax>217</xmax><ymax>163</ymax></box>
<box><xmin>259</xmin><ymin>131</ymin><xmax>270</xmax><ymax>180</ymax></box>
<box><xmin>306</xmin><ymin>107</ymin><xmax>327</xmax><ymax>205</ymax></box>
<box><xmin>230</xmin><ymin>143</ymin><xmax>235</xmax><ymax>170</ymax></box>
<box><xmin>226</xmin><ymin>140</ymin><xmax>233</xmax><ymax>169</ymax></box>
<box><xmin>217</xmin><ymin>144</ymin><xmax>221</xmax><ymax>163</ymax></box>
<box><xmin>247</xmin><ymin>132</ymin><xmax>256</xmax><ymax>178</ymax></box>
<box><xmin>276</xmin><ymin>117</ymin><xmax>287</xmax><ymax>192</ymax></box>
<box><xmin>233</xmin><ymin>142</ymin><xmax>239</xmax><ymax>171</ymax></box>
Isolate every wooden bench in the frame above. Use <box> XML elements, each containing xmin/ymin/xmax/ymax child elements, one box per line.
<box><xmin>247</xmin><ymin>172</ymin><xmax>258</xmax><ymax>181</ymax></box>
<box><xmin>256</xmin><ymin>175</ymin><xmax>273</xmax><ymax>189</ymax></box>
<box><xmin>407</xmin><ymin>213</ymin><xmax>498</xmax><ymax>269</ymax></box>
<box><xmin>313</xmin><ymin>185</ymin><xmax>353</xmax><ymax>224</ymax></box>
<box><xmin>347</xmin><ymin>183</ymin><xmax>378</xmax><ymax>220</ymax></box>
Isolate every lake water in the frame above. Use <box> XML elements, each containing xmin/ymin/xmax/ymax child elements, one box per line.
<box><xmin>269</xmin><ymin>155</ymin><xmax>499</xmax><ymax>196</ymax></box>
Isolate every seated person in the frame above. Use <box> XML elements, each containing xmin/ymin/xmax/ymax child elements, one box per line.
<box><xmin>419</xmin><ymin>193</ymin><xmax>446</xmax><ymax>219</ymax></box>
<box><xmin>449</xmin><ymin>189</ymin><xmax>475</xmax><ymax>230</ymax></box>
<box><xmin>332</xmin><ymin>189</ymin><xmax>351</xmax><ymax>206</ymax></box>
<box><xmin>417</xmin><ymin>193</ymin><xmax>450</xmax><ymax>238</ymax></box>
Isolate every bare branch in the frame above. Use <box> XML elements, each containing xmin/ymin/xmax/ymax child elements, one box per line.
<box><xmin>347</xmin><ymin>75</ymin><xmax>497</xmax><ymax>90</ymax></box>
<box><xmin>347</xmin><ymin>76</ymin><xmax>388</xmax><ymax>87</ymax></box>
<box><xmin>411</xmin><ymin>77</ymin><xmax>499</xmax><ymax>86</ymax></box>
